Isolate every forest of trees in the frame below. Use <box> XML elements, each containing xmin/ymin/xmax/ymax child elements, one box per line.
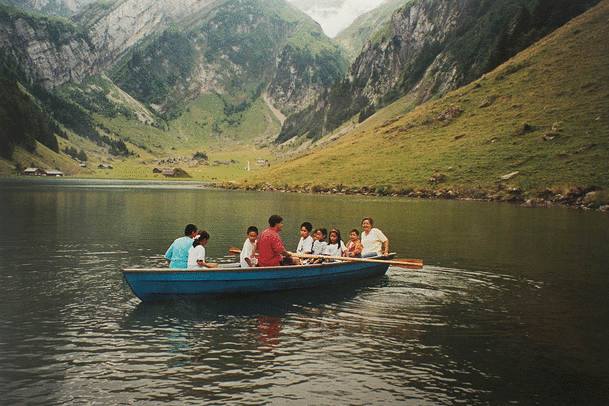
<box><xmin>0</xmin><ymin>77</ymin><xmax>59</xmax><ymax>159</ymax></box>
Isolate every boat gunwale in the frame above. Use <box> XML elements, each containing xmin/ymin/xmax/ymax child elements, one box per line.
<box><xmin>122</xmin><ymin>255</ymin><xmax>395</xmax><ymax>274</ymax></box>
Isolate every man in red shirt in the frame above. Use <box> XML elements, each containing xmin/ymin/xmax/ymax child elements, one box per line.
<box><xmin>257</xmin><ymin>215</ymin><xmax>292</xmax><ymax>267</ymax></box>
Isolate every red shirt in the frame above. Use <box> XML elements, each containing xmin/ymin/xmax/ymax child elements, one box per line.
<box><xmin>257</xmin><ymin>227</ymin><xmax>285</xmax><ymax>267</ymax></box>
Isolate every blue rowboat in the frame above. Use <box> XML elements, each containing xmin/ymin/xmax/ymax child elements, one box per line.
<box><xmin>122</xmin><ymin>255</ymin><xmax>394</xmax><ymax>301</ymax></box>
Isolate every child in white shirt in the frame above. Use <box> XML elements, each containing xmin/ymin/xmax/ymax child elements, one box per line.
<box><xmin>188</xmin><ymin>230</ymin><xmax>218</xmax><ymax>269</ymax></box>
<box><xmin>240</xmin><ymin>226</ymin><xmax>258</xmax><ymax>267</ymax></box>
<box><xmin>323</xmin><ymin>229</ymin><xmax>346</xmax><ymax>260</ymax></box>
<box><xmin>311</xmin><ymin>228</ymin><xmax>328</xmax><ymax>263</ymax></box>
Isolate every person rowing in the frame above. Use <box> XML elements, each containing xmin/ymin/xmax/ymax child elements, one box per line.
<box><xmin>257</xmin><ymin>215</ymin><xmax>292</xmax><ymax>267</ymax></box>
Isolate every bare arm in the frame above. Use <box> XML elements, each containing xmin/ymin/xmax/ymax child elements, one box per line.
<box><xmin>197</xmin><ymin>260</ymin><xmax>218</xmax><ymax>268</ymax></box>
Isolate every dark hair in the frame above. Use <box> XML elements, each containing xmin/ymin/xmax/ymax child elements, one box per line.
<box><xmin>193</xmin><ymin>229</ymin><xmax>210</xmax><ymax>247</ymax></box>
<box><xmin>362</xmin><ymin>217</ymin><xmax>374</xmax><ymax>226</ymax></box>
<box><xmin>301</xmin><ymin>222</ymin><xmax>312</xmax><ymax>232</ymax></box>
<box><xmin>184</xmin><ymin>224</ymin><xmax>197</xmax><ymax>236</ymax></box>
<box><xmin>269</xmin><ymin>214</ymin><xmax>283</xmax><ymax>227</ymax></box>
<box><xmin>350</xmin><ymin>229</ymin><xmax>360</xmax><ymax>236</ymax></box>
<box><xmin>247</xmin><ymin>226</ymin><xmax>258</xmax><ymax>234</ymax></box>
<box><xmin>317</xmin><ymin>228</ymin><xmax>327</xmax><ymax>241</ymax></box>
<box><xmin>329</xmin><ymin>229</ymin><xmax>342</xmax><ymax>245</ymax></box>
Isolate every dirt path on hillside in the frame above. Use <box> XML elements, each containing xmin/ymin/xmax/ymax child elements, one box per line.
<box><xmin>263</xmin><ymin>93</ymin><xmax>286</xmax><ymax>126</ymax></box>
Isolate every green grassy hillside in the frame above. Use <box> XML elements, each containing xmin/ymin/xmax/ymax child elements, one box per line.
<box><xmin>247</xmin><ymin>0</ymin><xmax>609</xmax><ymax>205</ymax></box>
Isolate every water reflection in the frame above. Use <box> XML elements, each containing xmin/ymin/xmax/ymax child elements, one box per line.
<box><xmin>1</xmin><ymin>178</ymin><xmax>608</xmax><ymax>405</ymax></box>
<box><xmin>107</xmin><ymin>268</ymin><xmax>564</xmax><ymax>404</ymax></box>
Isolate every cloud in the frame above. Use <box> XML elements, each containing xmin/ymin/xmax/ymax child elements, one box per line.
<box><xmin>288</xmin><ymin>0</ymin><xmax>387</xmax><ymax>37</ymax></box>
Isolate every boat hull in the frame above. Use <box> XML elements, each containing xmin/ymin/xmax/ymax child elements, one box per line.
<box><xmin>122</xmin><ymin>257</ymin><xmax>393</xmax><ymax>301</ymax></box>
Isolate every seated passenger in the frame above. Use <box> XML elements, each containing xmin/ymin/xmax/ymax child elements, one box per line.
<box><xmin>165</xmin><ymin>223</ymin><xmax>197</xmax><ymax>269</ymax></box>
<box><xmin>240</xmin><ymin>226</ymin><xmax>258</xmax><ymax>267</ymax></box>
<box><xmin>311</xmin><ymin>228</ymin><xmax>327</xmax><ymax>253</ymax></box>
<box><xmin>345</xmin><ymin>229</ymin><xmax>364</xmax><ymax>258</ymax></box>
<box><xmin>323</xmin><ymin>229</ymin><xmax>346</xmax><ymax>261</ymax></box>
<box><xmin>361</xmin><ymin>217</ymin><xmax>389</xmax><ymax>258</ymax></box>
<box><xmin>188</xmin><ymin>230</ymin><xmax>218</xmax><ymax>269</ymax></box>
<box><xmin>257</xmin><ymin>215</ymin><xmax>292</xmax><ymax>267</ymax></box>
<box><xmin>296</xmin><ymin>222</ymin><xmax>314</xmax><ymax>255</ymax></box>
<box><xmin>311</xmin><ymin>228</ymin><xmax>328</xmax><ymax>264</ymax></box>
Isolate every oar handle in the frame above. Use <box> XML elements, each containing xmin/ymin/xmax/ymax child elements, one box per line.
<box><xmin>290</xmin><ymin>252</ymin><xmax>423</xmax><ymax>268</ymax></box>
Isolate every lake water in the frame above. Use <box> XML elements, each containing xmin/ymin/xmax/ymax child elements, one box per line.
<box><xmin>0</xmin><ymin>178</ymin><xmax>607</xmax><ymax>405</ymax></box>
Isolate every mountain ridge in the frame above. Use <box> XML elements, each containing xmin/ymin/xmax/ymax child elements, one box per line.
<box><xmin>245</xmin><ymin>0</ymin><xmax>609</xmax><ymax>208</ymax></box>
<box><xmin>276</xmin><ymin>0</ymin><xmax>602</xmax><ymax>147</ymax></box>
<box><xmin>0</xmin><ymin>0</ymin><xmax>347</xmax><ymax>162</ymax></box>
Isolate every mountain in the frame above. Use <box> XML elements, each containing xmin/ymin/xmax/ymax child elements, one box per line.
<box><xmin>276</xmin><ymin>0</ymin><xmax>602</xmax><ymax>147</ymax></box>
<box><xmin>0</xmin><ymin>0</ymin><xmax>348</xmax><ymax>163</ymax></box>
<box><xmin>9</xmin><ymin>0</ymin><xmax>87</xmax><ymax>15</ymax></box>
<box><xmin>335</xmin><ymin>0</ymin><xmax>409</xmax><ymax>62</ymax></box>
<box><xmin>248</xmin><ymin>0</ymin><xmax>609</xmax><ymax>206</ymax></box>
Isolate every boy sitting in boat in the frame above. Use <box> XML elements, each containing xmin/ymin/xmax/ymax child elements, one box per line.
<box><xmin>296</xmin><ymin>222</ymin><xmax>314</xmax><ymax>255</ymax></box>
<box><xmin>345</xmin><ymin>229</ymin><xmax>364</xmax><ymax>258</ymax></box>
<box><xmin>165</xmin><ymin>224</ymin><xmax>197</xmax><ymax>269</ymax></box>
<box><xmin>291</xmin><ymin>221</ymin><xmax>313</xmax><ymax>264</ymax></box>
<box><xmin>240</xmin><ymin>226</ymin><xmax>258</xmax><ymax>267</ymax></box>
<box><xmin>310</xmin><ymin>228</ymin><xmax>328</xmax><ymax>264</ymax></box>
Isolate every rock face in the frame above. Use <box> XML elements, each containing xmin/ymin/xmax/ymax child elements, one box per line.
<box><xmin>1</xmin><ymin>15</ymin><xmax>99</xmax><ymax>88</ymax></box>
<box><xmin>275</xmin><ymin>0</ymin><xmax>476</xmax><ymax>144</ymax></box>
<box><xmin>348</xmin><ymin>0</ymin><xmax>468</xmax><ymax>106</ymax></box>
<box><xmin>1</xmin><ymin>0</ymin><xmax>346</xmax><ymax>113</ymax></box>
<box><xmin>0</xmin><ymin>0</ymin><xmax>223</xmax><ymax>88</ymax></box>
<box><xmin>77</xmin><ymin>0</ymin><xmax>222</xmax><ymax>73</ymax></box>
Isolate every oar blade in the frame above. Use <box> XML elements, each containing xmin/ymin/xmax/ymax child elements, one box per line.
<box><xmin>391</xmin><ymin>259</ymin><xmax>424</xmax><ymax>269</ymax></box>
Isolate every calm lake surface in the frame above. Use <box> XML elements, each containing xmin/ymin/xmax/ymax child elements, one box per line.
<box><xmin>1</xmin><ymin>178</ymin><xmax>607</xmax><ymax>405</ymax></box>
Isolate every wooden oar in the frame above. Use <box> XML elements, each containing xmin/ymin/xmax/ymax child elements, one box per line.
<box><xmin>290</xmin><ymin>253</ymin><xmax>423</xmax><ymax>269</ymax></box>
<box><xmin>229</xmin><ymin>248</ymin><xmax>423</xmax><ymax>269</ymax></box>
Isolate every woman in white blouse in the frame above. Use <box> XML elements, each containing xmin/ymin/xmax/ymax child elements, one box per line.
<box><xmin>360</xmin><ymin>217</ymin><xmax>389</xmax><ymax>258</ymax></box>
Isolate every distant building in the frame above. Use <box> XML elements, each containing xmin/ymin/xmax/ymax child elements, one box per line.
<box><xmin>24</xmin><ymin>167</ymin><xmax>46</xmax><ymax>176</ymax></box>
<box><xmin>45</xmin><ymin>170</ymin><xmax>64</xmax><ymax>177</ymax></box>
<box><xmin>162</xmin><ymin>168</ymin><xmax>175</xmax><ymax>177</ymax></box>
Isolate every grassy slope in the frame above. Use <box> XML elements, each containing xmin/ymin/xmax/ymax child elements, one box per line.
<box><xmin>248</xmin><ymin>0</ymin><xmax>609</xmax><ymax>198</ymax></box>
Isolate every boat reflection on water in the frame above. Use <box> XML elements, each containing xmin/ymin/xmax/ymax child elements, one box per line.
<box><xmin>119</xmin><ymin>279</ymin><xmax>372</xmax><ymax>373</ymax></box>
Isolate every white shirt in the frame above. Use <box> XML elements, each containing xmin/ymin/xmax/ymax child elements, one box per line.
<box><xmin>324</xmin><ymin>241</ymin><xmax>346</xmax><ymax>257</ymax></box>
<box><xmin>312</xmin><ymin>240</ymin><xmax>327</xmax><ymax>255</ymax></box>
<box><xmin>361</xmin><ymin>228</ymin><xmax>388</xmax><ymax>256</ymax></box>
<box><xmin>296</xmin><ymin>235</ymin><xmax>313</xmax><ymax>253</ymax></box>
<box><xmin>240</xmin><ymin>239</ymin><xmax>257</xmax><ymax>267</ymax></box>
<box><xmin>187</xmin><ymin>245</ymin><xmax>206</xmax><ymax>269</ymax></box>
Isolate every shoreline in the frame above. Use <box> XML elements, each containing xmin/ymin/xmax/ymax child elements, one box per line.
<box><xmin>213</xmin><ymin>181</ymin><xmax>609</xmax><ymax>212</ymax></box>
<box><xmin>4</xmin><ymin>175</ymin><xmax>607</xmax><ymax>212</ymax></box>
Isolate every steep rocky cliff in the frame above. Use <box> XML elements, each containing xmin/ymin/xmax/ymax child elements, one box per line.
<box><xmin>0</xmin><ymin>8</ymin><xmax>99</xmax><ymax>88</ymax></box>
<box><xmin>350</xmin><ymin>0</ymin><xmax>469</xmax><ymax>106</ymax></box>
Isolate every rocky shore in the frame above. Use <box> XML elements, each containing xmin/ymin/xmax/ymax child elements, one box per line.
<box><xmin>216</xmin><ymin>182</ymin><xmax>609</xmax><ymax>212</ymax></box>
